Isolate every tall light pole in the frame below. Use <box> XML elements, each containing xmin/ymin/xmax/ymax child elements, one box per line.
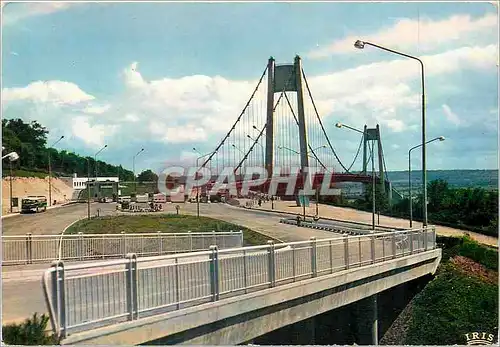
<box><xmin>133</xmin><ymin>148</ymin><xmax>145</xmax><ymax>194</ymax></box>
<box><xmin>3</xmin><ymin>151</ymin><xmax>20</xmax><ymax>213</ymax></box>
<box><xmin>94</xmin><ymin>145</ymin><xmax>108</xmax><ymax>179</ymax></box>
<box><xmin>93</xmin><ymin>144</ymin><xmax>108</xmax><ymax>201</ymax></box>
<box><xmin>193</xmin><ymin>148</ymin><xmax>216</xmax><ymax>218</ymax></box>
<box><xmin>336</xmin><ymin>122</ymin><xmax>376</xmax><ymax>230</ymax></box>
<box><xmin>354</xmin><ymin>40</ymin><xmax>428</xmax><ymax>226</ymax></box>
<box><xmin>87</xmin><ymin>157</ymin><xmax>91</xmax><ymax>219</ymax></box>
<box><xmin>48</xmin><ymin>136</ymin><xmax>64</xmax><ymax>206</ymax></box>
<box><xmin>247</xmin><ymin>134</ymin><xmax>265</xmax><ymax>168</ymax></box>
<box><xmin>408</xmin><ymin>136</ymin><xmax>445</xmax><ymax>227</ymax></box>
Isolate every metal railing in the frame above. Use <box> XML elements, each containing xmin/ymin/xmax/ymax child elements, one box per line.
<box><xmin>43</xmin><ymin>227</ymin><xmax>436</xmax><ymax>339</ymax></box>
<box><xmin>2</xmin><ymin>231</ymin><xmax>244</xmax><ymax>265</ymax></box>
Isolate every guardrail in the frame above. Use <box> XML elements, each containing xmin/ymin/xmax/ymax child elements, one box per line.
<box><xmin>43</xmin><ymin>227</ymin><xmax>436</xmax><ymax>339</ymax></box>
<box><xmin>279</xmin><ymin>217</ymin><xmax>397</xmax><ymax>234</ymax></box>
<box><xmin>2</xmin><ymin>231</ymin><xmax>244</xmax><ymax>265</ymax></box>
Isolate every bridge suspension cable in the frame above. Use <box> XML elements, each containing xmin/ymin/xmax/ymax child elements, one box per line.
<box><xmin>346</xmin><ymin>134</ymin><xmax>364</xmax><ymax>173</ymax></box>
<box><xmin>282</xmin><ymin>91</ymin><xmax>330</xmax><ymax>172</ymax></box>
<box><xmin>301</xmin><ymin>69</ymin><xmax>351</xmax><ymax>173</ymax></box>
<box><xmin>200</xmin><ymin>65</ymin><xmax>268</xmax><ymax>169</ymax></box>
<box><xmin>233</xmin><ymin>64</ymin><xmax>297</xmax><ymax>174</ymax></box>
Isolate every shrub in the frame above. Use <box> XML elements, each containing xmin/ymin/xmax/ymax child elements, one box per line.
<box><xmin>2</xmin><ymin>313</ymin><xmax>57</xmax><ymax>345</ymax></box>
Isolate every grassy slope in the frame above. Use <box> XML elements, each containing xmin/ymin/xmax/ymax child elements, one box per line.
<box><xmin>383</xmin><ymin>236</ymin><xmax>498</xmax><ymax>345</ymax></box>
<box><xmin>65</xmin><ymin>214</ymin><xmax>273</xmax><ymax>246</ymax></box>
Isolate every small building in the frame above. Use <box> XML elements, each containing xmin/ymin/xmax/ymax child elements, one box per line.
<box><xmin>71</xmin><ymin>174</ymin><xmax>119</xmax><ymax>190</ymax></box>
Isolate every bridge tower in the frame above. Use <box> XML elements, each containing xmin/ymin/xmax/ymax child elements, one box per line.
<box><xmin>362</xmin><ymin>125</ymin><xmax>392</xmax><ymax>205</ymax></box>
<box><xmin>265</xmin><ymin>55</ymin><xmax>310</xmax><ymax>203</ymax></box>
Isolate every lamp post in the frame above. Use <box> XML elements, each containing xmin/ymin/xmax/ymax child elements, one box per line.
<box><xmin>133</xmin><ymin>148</ymin><xmax>145</xmax><ymax>194</ymax></box>
<box><xmin>87</xmin><ymin>157</ymin><xmax>91</xmax><ymax>219</ymax></box>
<box><xmin>336</xmin><ymin>122</ymin><xmax>376</xmax><ymax>230</ymax></box>
<box><xmin>354</xmin><ymin>40</ymin><xmax>428</xmax><ymax>226</ymax></box>
<box><xmin>94</xmin><ymin>145</ymin><xmax>108</xmax><ymax>179</ymax></box>
<box><xmin>193</xmin><ymin>148</ymin><xmax>216</xmax><ymax>218</ymax></box>
<box><xmin>93</xmin><ymin>144</ymin><xmax>108</xmax><ymax>201</ymax></box>
<box><xmin>408</xmin><ymin>136</ymin><xmax>445</xmax><ymax>227</ymax></box>
<box><xmin>3</xmin><ymin>151</ymin><xmax>20</xmax><ymax>213</ymax></box>
<box><xmin>247</xmin><ymin>134</ymin><xmax>265</xmax><ymax>168</ymax></box>
<box><xmin>48</xmin><ymin>136</ymin><xmax>64</xmax><ymax>206</ymax></box>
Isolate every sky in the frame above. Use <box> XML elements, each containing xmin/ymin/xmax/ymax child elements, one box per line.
<box><xmin>1</xmin><ymin>1</ymin><xmax>499</xmax><ymax>175</ymax></box>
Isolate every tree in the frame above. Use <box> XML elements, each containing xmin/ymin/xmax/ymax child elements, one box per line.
<box><xmin>137</xmin><ymin>169</ymin><xmax>158</xmax><ymax>183</ymax></box>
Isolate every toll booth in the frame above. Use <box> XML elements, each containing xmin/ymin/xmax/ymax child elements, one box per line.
<box><xmin>88</xmin><ymin>180</ymin><xmax>119</xmax><ymax>201</ymax></box>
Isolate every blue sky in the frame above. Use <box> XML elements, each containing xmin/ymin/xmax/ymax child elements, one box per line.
<box><xmin>2</xmin><ymin>2</ymin><xmax>498</xmax><ymax>174</ymax></box>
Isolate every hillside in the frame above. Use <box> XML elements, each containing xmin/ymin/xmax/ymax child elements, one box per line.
<box><xmin>381</xmin><ymin>236</ymin><xmax>498</xmax><ymax>345</ymax></box>
<box><xmin>2</xmin><ymin>176</ymin><xmax>74</xmax><ymax>216</ymax></box>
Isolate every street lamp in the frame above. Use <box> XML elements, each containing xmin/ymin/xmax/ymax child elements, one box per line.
<box><xmin>93</xmin><ymin>144</ymin><xmax>108</xmax><ymax>201</ymax></box>
<box><xmin>354</xmin><ymin>39</ymin><xmax>428</xmax><ymax>226</ymax></box>
<box><xmin>336</xmin><ymin>122</ymin><xmax>376</xmax><ymax>230</ymax></box>
<box><xmin>48</xmin><ymin>135</ymin><xmax>64</xmax><ymax>206</ymax></box>
<box><xmin>247</xmin><ymin>134</ymin><xmax>265</xmax><ymax>166</ymax></box>
<box><xmin>193</xmin><ymin>148</ymin><xmax>216</xmax><ymax>218</ymax></box>
<box><xmin>3</xmin><ymin>150</ymin><xmax>20</xmax><ymax>213</ymax></box>
<box><xmin>133</xmin><ymin>148</ymin><xmax>145</xmax><ymax>194</ymax></box>
<box><xmin>278</xmin><ymin>146</ymin><xmax>299</xmax><ymax>155</ymax></box>
<box><xmin>86</xmin><ymin>157</ymin><xmax>91</xmax><ymax>219</ymax></box>
<box><xmin>408</xmin><ymin>136</ymin><xmax>445</xmax><ymax>227</ymax></box>
<box><xmin>94</xmin><ymin>145</ymin><xmax>108</xmax><ymax>179</ymax></box>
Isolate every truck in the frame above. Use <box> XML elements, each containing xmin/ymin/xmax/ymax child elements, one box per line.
<box><xmin>21</xmin><ymin>196</ymin><xmax>47</xmax><ymax>213</ymax></box>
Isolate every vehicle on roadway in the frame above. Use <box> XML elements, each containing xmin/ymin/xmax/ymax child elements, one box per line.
<box><xmin>21</xmin><ymin>196</ymin><xmax>47</xmax><ymax>213</ymax></box>
<box><xmin>153</xmin><ymin>193</ymin><xmax>167</xmax><ymax>203</ymax></box>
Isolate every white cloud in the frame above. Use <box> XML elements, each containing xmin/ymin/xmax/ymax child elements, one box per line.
<box><xmin>82</xmin><ymin>104</ymin><xmax>111</xmax><ymax>115</ymax></box>
<box><xmin>306</xmin><ymin>44</ymin><xmax>496</xmax><ymax>126</ymax></box>
<box><xmin>124</xmin><ymin>113</ymin><xmax>140</xmax><ymax>122</ymax></box>
<box><xmin>2</xmin><ymin>80</ymin><xmax>94</xmax><ymax>105</ymax></box>
<box><xmin>442</xmin><ymin>104</ymin><xmax>462</xmax><ymax>126</ymax></box>
<box><xmin>2</xmin><ymin>43</ymin><xmax>496</xmax><ymax>162</ymax></box>
<box><xmin>71</xmin><ymin>116</ymin><xmax>118</xmax><ymax>147</ymax></box>
<box><xmin>2</xmin><ymin>3</ymin><xmax>86</xmax><ymax>26</ymax></box>
<box><xmin>384</xmin><ymin>119</ymin><xmax>406</xmax><ymax>132</ymax></box>
<box><xmin>308</xmin><ymin>13</ymin><xmax>497</xmax><ymax>58</ymax></box>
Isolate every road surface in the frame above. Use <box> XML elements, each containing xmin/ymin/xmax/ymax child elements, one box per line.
<box><xmin>3</xmin><ymin>201</ymin><xmax>353</xmax><ymax>325</ymax></box>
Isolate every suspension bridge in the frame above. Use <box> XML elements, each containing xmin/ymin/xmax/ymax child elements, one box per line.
<box><xmin>180</xmin><ymin>56</ymin><xmax>402</xmax><ymax>204</ymax></box>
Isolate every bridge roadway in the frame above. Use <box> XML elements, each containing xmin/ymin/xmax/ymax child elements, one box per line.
<box><xmin>3</xmin><ymin>201</ymin><xmax>371</xmax><ymax>325</ymax></box>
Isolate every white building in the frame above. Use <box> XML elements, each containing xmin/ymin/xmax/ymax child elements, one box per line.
<box><xmin>71</xmin><ymin>174</ymin><xmax>119</xmax><ymax>190</ymax></box>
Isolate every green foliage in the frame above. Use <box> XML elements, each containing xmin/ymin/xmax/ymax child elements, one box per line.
<box><xmin>404</xmin><ymin>263</ymin><xmax>498</xmax><ymax>345</ymax></box>
<box><xmin>390</xmin><ymin>180</ymin><xmax>497</xmax><ymax>236</ymax></box>
<box><xmin>402</xmin><ymin>235</ymin><xmax>498</xmax><ymax>345</ymax></box>
<box><xmin>2</xmin><ymin>313</ymin><xmax>58</xmax><ymax>345</ymax></box>
<box><xmin>65</xmin><ymin>214</ymin><xmax>272</xmax><ymax>246</ymax></box>
<box><xmin>137</xmin><ymin>169</ymin><xmax>159</xmax><ymax>183</ymax></box>
<box><xmin>2</xmin><ymin>118</ymin><xmax>135</xmax><ymax>180</ymax></box>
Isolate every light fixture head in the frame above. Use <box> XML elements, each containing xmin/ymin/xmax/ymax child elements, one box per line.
<box><xmin>354</xmin><ymin>40</ymin><xmax>365</xmax><ymax>49</ymax></box>
<box><xmin>246</xmin><ymin>134</ymin><xmax>251</xmax><ymax>138</ymax></box>
<box><xmin>438</xmin><ymin>136</ymin><xmax>446</xmax><ymax>141</ymax></box>
<box><xmin>60</xmin><ymin>135</ymin><xmax>65</xmax><ymax>139</ymax></box>
<box><xmin>252</xmin><ymin>125</ymin><xmax>258</xmax><ymax>130</ymax></box>
<box><xmin>104</xmin><ymin>144</ymin><xmax>108</xmax><ymax>148</ymax></box>
<box><xmin>335</xmin><ymin>122</ymin><xmax>343</xmax><ymax>128</ymax></box>
<box><xmin>8</xmin><ymin>152</ymin><xmax>19</xmax><ymax>162</ymax></box>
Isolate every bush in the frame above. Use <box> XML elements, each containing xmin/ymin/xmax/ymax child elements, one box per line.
<box><xmin>404</xmin><ymin>263</ymin><xmax>498</xmax><ymax>345</ymax></box>
<box><xmin>436</xmin><ymin>235</ymin><xmax>498</xmax><ymax>270</ymax></box>
<box><xmin>2</xmin><ymin>313</ymin><xmax>57</xmax><ymax>345</ymax></box>
<box><xmin>458</xmin><ymin>236</ymin><xmax>498</xmax><ymax>271</ymax></box>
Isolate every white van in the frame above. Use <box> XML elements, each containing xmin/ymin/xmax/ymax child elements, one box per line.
<box><xmin>153</xmin><ymin>193</ymin><xmax>167</xmax><ymax>203</ymax></box>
